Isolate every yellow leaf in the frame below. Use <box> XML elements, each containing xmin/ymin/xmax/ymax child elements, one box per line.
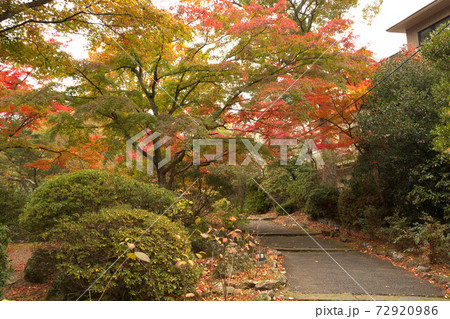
<box><xmin>135</xmin><ymin>251</ymin><xmax>151</xmax><ymax>263</ymax></box>
<box><xmin>127</xmin><ymin>252</ymin><xmax>136</xmax><ymax>260</ymax></box>
<box><xmin>195</xmin><ymin>217</ymin><xmax>202</xmax><ymax>224</ymax></box>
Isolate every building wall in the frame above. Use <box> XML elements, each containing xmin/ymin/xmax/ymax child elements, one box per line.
<box><xmin>406</xmin><ymin>10</ymin><xmax>450</xmax><ymax>47</ymax></box>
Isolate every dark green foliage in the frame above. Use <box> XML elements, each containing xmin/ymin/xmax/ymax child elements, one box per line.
<box><xmin>340</xmin><ymin>29</ymin><xmax>450</xmax><ymax>245</ymax></box>
<box><xmin>408</xmin><ymin>156</ymin><xmax>450</xmax><ymax>222</ymax></box>
<box><xmin>19</xmin><ymin>170</ymin><xmax>176</xmax><ymax>235</ymax></box>
<box><xmin>410</xmin><ymin>215</ymin><xmax>449</xmax><ymax>264</ymax></box>
<box><xmin>275</xmin><ymin>199</ymin><xmax>297</xmax><ymax>215</ymax></box>
<box><xmin>47</xmin><ymin>206</ymin><xmax>199</xmax><ymax>300</ymax></box>
<box><xmin>382</xmin><ymin>214</ymin><xmax>449</xmax><ymax>264</ymax></box>
<box><xmin>381</xmin><ymin>214</ymin><xmax>417</xmax><ymax>251</ymax></box>
<box><xmin>337</xmin><ymin>159</ymin><xmax>383</xmax><ymax>229</ymax></box>
<box><xmin>257</xmin><ymin>162</ymin><xmax>318</xmax><ymax>216</ymax></box>
<box><xmin>0</xmin><ymin>224</ymin><xmax>10</xmax><ymax>298</ymax></box>
<box><xmin>286</xmin><ymin>163</ymin><xmax>317</xmax><ymax>209</ymax></box>
<box><xmin>0</xmin><ymin>182</ymin><xmax>27</xmax><ymax>226</ymax></box>
<box><xmin>244</xmin><ymin>181</ymin><xmax>272</xmax><ymax>214</ymax></box>
<box><xmin>345</xmin><ymin>47</ymin><xmax>447</xmax><ymax>229</ymax></box>
<box><xmin>24</xmin><ymin>248</ymin><xmax>58</xmax><ymax>283</ymax></box>
<box><xmin>357</xmin><ymin>51</ymin><xmax>444</xmax><ymax>219</ymax></box>
<box><xmin>422</xmin><ymin>26</ymin><xmax>450</xmax><ymax>158</ymax></box>
<box><xmin>304</xmin><ymin>184</ymin><xmax>339</xmax><ymax>220</ymax></box>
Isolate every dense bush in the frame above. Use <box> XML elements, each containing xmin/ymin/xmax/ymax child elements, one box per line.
<box><xmin>46</xmin><ymin>206</ymin><xmax>199</xmax><ymax>300</ymax></box>
<box><xmin>382</xmin><ymin>214</ymin><xmax>449</xmax><ymax>264</ymax></box>
<box><xmin>304</xmin><ymin>183</ymin><xmax>339</xmax><ymax>220</ymax></box>
<box><xmin>20</xmin><ymin>170</ymin><xmax>176</xmax><ymax>235</ymax></box>
<box><xmin>381</xmin><ymin>214</ymin><xmax>417</xmax><ymax>251</ymax></box>
<box><xmin>254</xmin><ymin>162</ymin><xmax>317</xmax><ymax>216</ymax></box>
<box><xmin>337</xmin><ymin>163</ymin><xmax>383</xmax><ymax>230</ymax></box>
<box><xmin>243</xmin><ymin>181</ymin><xmax>271</xmax><ymax>214</ymax></box>
<box><xmin>0</xmin><ymin>182</ymin><xmax>27</xmax><ymax>226</ymax></box>
<box><xmin>24</xmin><ymin>248</ymin><xmax>58</xmax><ymax>283</ymax></box>
<box><xmin>275</xmin><ymin>199</ymin><xmax>297</xmax><ymax>215</ymax></box>
<box><xmin>0</xmin><ymin>224</ymin><xmax>10</xmax><ymax>298</ymax></box>
<box><xmin>410</xmin><ymin>215</ymin><xmax>449</xmax><ymax>264</ymax></box>
<box><xmin>407</xmin><ymin>156</ymin><xmax>450</xmax><ymax>222</ymax></box>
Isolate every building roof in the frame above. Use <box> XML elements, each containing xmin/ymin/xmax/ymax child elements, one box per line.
<box><xmin>387</xmin><ymin>0</ymin><xmax>450</xmax><ymax>33</ymax></box>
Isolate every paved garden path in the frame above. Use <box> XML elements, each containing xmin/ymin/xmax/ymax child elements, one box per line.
<box><xmin>246</xmin><ymin>220</ymin><xmax>445</xmax><ymax>299</ymax></box>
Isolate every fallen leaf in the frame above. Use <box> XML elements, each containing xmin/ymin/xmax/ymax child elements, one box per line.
<box><xmin>135</xmin><ymin>252</ymin><xmax>150</xmax><ymax>263</ymax></box>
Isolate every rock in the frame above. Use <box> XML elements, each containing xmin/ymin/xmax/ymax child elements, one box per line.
<box><xmin>431</xmin><ymin>275</ymin><xmax>449</xmax><ymax>285</ymax></box>
<box><xmin>254</xmin><ymin>280</ymin><xmax>283</xmax><ymax>291</ymax></box>
<box><xmin>374</xmin><ymin>247</ymin><xmax>387</xmax><ymax>256</ymax></box>
<box><xmin>416</xmin><ymin>265</ymin><xmax>431</xmax><ymax>273</ymax></box>
<box><xmin>392</xmin><ymin>253</ymin><xmax>404</xmax><ymax>263</ymax></box>
<box><xmin>212</xmin><ymin>282</ymin><xmax>235</xmax><ymax>295</ymax></box>
<box><xmin>240</xmin><ymin>280</ymin><xmax>256</xmax><ymax>289</ymax></box>
<box><xmin>420</xmin><ymin>272</ymin><xmax>432</xmax><ymax>279</ymax></box>
<box><xmin>387</xmin><ymin>250</ymin><xmax>404</xmax><ymax>262</ymax></box>
<box><xmin>251</xmin><ymin>293</ymin><xmax>272</xmax><ymax>301</ymax></box>
<box><xmin>406</xmin><ymin>260</ymin><xmax>419</xmax><ymax>268</ymax></box>
<box><xmin>275</xmin><ymin>273</ymin><xmax>287</xmax><ymax>285</ymax></box>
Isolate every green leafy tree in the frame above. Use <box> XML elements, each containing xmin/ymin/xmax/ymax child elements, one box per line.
<box><xmin>355</xmin><ymin>49</ymin><xmax>445</xmax><ymax>221</ymax></box>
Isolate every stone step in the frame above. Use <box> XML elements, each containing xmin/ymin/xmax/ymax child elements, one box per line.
<box><xmin>274</xmin><ymin>247</ymin><xmax>360</xmax><ymax>252</ymax></box>
<box><xmin>252</xmin><ymin>232</ymin><xmax>321</xmax><ymax>236</ymax></box>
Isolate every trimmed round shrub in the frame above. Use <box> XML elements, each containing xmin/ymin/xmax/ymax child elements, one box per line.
<box><xmin>46</xmin><ymin>206</ymin><xmax>199</xmax><ymax>301</ymax></box>
<box><xmin>19</xmin><ymin>170</ymin><xmax>176</xmax><ymax>235</ymax></box>
<box><xmin>304</xmin><ymin>184</ymin><xmax>339</xmax><ymax>220</ymax></box>
<box><xmin>24</xmin><ymin>247</ymin><xmax>58</xmax><ymax>283</ymax></box>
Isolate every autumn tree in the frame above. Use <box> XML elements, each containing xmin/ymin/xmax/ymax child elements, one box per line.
<box><xmin>1</xmin><ymin>0</ymin><xmax>379</xmax><ymax>189</ymax></box>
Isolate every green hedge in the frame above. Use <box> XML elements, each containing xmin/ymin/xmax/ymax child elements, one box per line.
<box><xmin>20</xmin><ymin>170</ymin><xmax>176</xmax><ymax>235</ymax></box>
<box><xmin>47</xmin><ymin>206</ymin><xmax>199</xmax><ymax>300</ymax></box>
